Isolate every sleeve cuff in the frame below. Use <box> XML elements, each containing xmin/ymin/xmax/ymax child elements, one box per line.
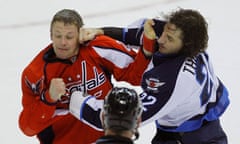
<box><xmin>40</xmin><ymin>89</ymin><xmax>58</xmax><ymax>105</ymax></box>
<box><xmin>69</xmin><ymin>91</ymin><xmax>92</xmax><ymax>120</ymax></box>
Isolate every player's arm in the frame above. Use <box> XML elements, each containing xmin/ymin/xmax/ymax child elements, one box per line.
<box><xmin>69</xmin><ymin>91</ymin><xmax>104</xmax><ymax>131</ymax></box>
<box><xmin>102</xmin><ymin>18</ymin><xmax>166</xmax><ymax>46</ymax></box>
<box><xmin>101</xmin><ymin>27</ymin><xmax>124</xmax><ymax>41</ymax></box>
<box><xmin>68</xmin><ymin>88</ymin><xmax>167</xmax><ymax>131</ymax></box>
<box><xmin>80</xmin><ymin>18</ymin><xmax>166</xmax><ymax>47</ymax></box>
<box><xmin>87</xmin><ymin>20</ymin><xmax>156</xmax><ymax>85</ymax></box>
<box><xmin>79</xmin><ymin>26</ymin><xmax>140</xmax><ymax>46</ymax></box>
<box><xmin>19</xmin><ymin>69</ymin><xmax>66</xmax><ymax>136</ymax></box>
<box><xmin>19</xmin><ymin>77</ymin><xmax>57</xmax><ymax>136</ymax></box>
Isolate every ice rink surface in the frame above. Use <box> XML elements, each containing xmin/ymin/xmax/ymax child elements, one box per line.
<box><xmin>0</xmin><ymin>0</ymin><xmax>239</xmax><ymax>143</ymax></box>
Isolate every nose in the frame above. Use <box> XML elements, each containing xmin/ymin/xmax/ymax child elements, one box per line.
<box><xmin>158</xmin><ymin>33</ymin><xmax>166</xmax><ymax>44</ymax></box>
<box><xmin>60</xmin><ymin>37</ymin><xmax>67</xmax><ymax>45</ymax></box>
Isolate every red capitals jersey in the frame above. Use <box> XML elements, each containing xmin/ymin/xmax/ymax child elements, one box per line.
<box><xmin>19</xmin><ymin>35</ymin><xmax>150</xmax><ymax>144</ymax></box>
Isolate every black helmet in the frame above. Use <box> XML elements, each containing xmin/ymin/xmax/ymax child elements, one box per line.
<box><xmin>103</xmin><ymin>87</ymin><xmax>142</xmax><ymax>132</ymax></box>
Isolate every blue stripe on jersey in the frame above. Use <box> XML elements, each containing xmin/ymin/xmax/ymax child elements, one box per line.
<box><xmin>80</xmin><ymin>96</ymin><xmax>93</xmax><ymax>120</ymax></box>
<box><xmin>156</xmin><ymin>80</ymin><xmax>229</xmax><ymax>132</ymax></box>
<box><xmin>80</xmin><ymin>96</ymin><xmax>104</xmax><ymax>131</ymax></box>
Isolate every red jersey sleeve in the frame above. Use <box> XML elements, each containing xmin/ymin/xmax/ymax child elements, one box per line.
<box><xmin>88</xmin><ymin>35</ymin><xmax>151</xmax><ymax>85</ymax></box>
<box><xmin>18</xmin><ymin>49</ymin><xmax>63</xmax><ymax>136</ymax></box>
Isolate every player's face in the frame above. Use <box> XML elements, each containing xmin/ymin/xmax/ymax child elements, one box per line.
<box><xmin>157</xmin><ymin>23</ymin><xmax>183</xmax><ymax>55</ymax></box>
<box><xmin>51</xmin><ymin>21</ymin><xmax>79</xmax><ymax>59</ymax></box>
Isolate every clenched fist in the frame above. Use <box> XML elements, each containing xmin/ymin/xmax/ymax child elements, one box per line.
<box><xmin>79</xmin><ymin>27</ymin><xmax>104</xmax><ymax>44</ymax></box>
<box><xmin>49</xmin><ymin>78</ymin><xmax>66</xmax><ymax>102</ymax></box>
<box><xmin>142</xmin><ymin>19</ymin><xmax>157</xmax><ymax>56</ymax></box>
<box><xmin>144</xmin><ymin>19</ymin><xmax>157</xmax><ymax>40</ymax></box>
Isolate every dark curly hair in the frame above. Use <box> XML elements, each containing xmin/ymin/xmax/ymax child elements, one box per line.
<box><xmin>165</xmin><ymin>8</ymin><xmax>208</xmax><ymax>57</ymax></box>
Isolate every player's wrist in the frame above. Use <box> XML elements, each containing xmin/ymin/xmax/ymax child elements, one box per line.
<box><xmin>142</xmin><ymin>34</ymin><xmax>155</xmax><ymax>56</ymax></box>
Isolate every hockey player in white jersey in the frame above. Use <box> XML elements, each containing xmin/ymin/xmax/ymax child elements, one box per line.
<box><xmin>70</xmin><ymin>8</ymin><xmax>230</xmax><ymax>144</ymax></box>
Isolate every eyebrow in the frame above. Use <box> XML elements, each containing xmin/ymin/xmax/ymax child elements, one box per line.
<box><xmin>164</xmin><ymin>25</ymin><xmax>180</xmax><ymax>41</ymax></box>
<box><xmin>166</xmin><ymin>24</ymin><xmax>177</xmax><ymax>32</ymax></box>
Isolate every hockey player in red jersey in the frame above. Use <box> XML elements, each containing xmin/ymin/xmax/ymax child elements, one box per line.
<box><xmin>18</xmin><ymin>9</ymin><xmax>156</xmax><ymax>144</ymax></box>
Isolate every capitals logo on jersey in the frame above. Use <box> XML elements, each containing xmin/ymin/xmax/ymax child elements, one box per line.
<box><xmin>24</xmin><ymin>76</ymin><xmax>44</xmax><ymax>95</ymax></box>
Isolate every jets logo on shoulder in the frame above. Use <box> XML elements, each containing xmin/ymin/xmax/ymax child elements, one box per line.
<box><xmin>146</xmin><ymin>78</ymin><xmax>165</xmax><ymax>93</ymax></box>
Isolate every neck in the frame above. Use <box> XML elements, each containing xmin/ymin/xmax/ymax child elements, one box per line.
<box><xmin>104</xmin><ymin>129</ymin><xmax>133</xmax><ymax>139</ymax></box>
